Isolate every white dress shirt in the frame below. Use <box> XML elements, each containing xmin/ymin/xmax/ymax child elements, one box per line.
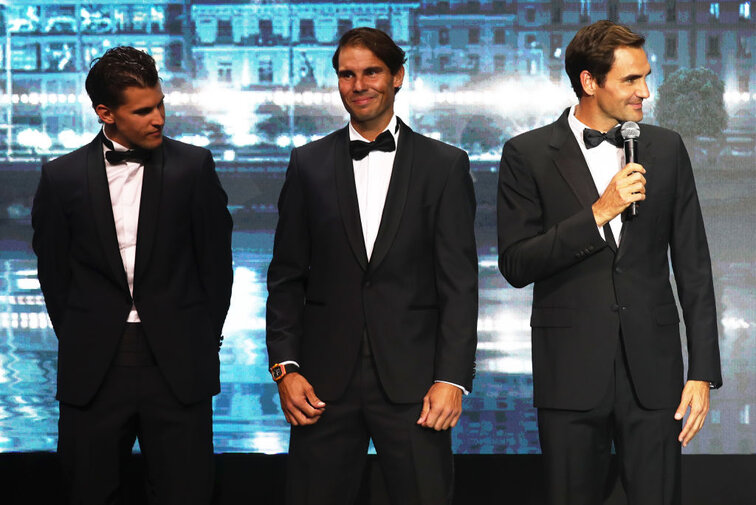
<box><xmin>102</xmin><ymin>130</ymin><xmax>144</xmax><ymax>322</ymax></box>
<box><xmin>567</xmin><ymin>105</ymin><xmax>625</xmax><ymax>245</ymax></box>
<box><xmin>349</xmin><ymin>115</ymin><xmax>399</xmax><ymax>260</ymax></box>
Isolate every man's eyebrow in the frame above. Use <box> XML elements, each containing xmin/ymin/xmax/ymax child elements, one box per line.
<box><xmin>623</xmin><ymin>69</ymin><xmax>651</xmax><ymax>81</ymax></box>
<box><xmin>133</xmin><ymin>98</ymin><xmax>164</xmax><ymax>113</ymax></box>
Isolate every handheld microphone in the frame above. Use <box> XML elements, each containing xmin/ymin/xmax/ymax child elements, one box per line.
<box><xmin>621</xmin><ymin>121</ymin><xmax>641</xmax><ymax>218</ymax></box>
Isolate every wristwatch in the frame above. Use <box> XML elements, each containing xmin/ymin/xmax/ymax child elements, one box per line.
<box><xmin>270</xmin><ymin>363</ymin><xmax>299</xmax><ymax>382</ymax></box>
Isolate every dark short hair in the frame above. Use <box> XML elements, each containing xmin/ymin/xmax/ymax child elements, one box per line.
<box><xmin>565</xmin><ymin>20</ymin><xmax>645</xmax><ymax>99</ymax></box>
<box><xmin>85</xmin><ymin>46</ymin><xmax>159</xmax><ymax>109</ymax></box>
<box><xmin>332</xmin><ymin>27</ymin><xmax>407</xmax><ymax>85</ymax></box>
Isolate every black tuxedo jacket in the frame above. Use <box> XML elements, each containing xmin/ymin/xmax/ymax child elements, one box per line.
<box><xmin>32</xmin><ymin>135</ymin><xmax>233</xmax><ymax>407</ymax></box>
<box><xmin>266</xmin><ymin>120</ymin><xmax>478</xmax><ymax>404</ymax></box>
<box><xmin>497</xmin><ymin>108</ymin><xmax>722</xmax><ymax>411</ymax></box>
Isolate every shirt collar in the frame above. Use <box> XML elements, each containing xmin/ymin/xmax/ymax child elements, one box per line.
<box><xmin>101</xmin><ymin>128</ymin><xmax>130</xmax><ymax>152</ymax></box>
<box><xmin>567</xmin><ymin>105</ymin><xmax>621</xmax><ymax>151</ymax></box>
<box><xmin>348</xmin><ymin>115</ymin><xmax>400</xmax><ymax>146</ymax></box>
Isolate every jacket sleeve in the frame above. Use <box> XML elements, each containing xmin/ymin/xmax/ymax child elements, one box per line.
<box><xmin>497</xmin><ymin>140</ymin><xmax>608</xmax><ymax>288</ymax></box>
<box><xmin>668</xmin><ymin>134</ymin><xmax>722</xmax><ymax>387</ymax></box>
<box><xmin>433</xmin><ymin>150</ymin><xmax>479</xmax><ymax>392</ymax></box>
<box><xmin>266</xmin><ymin>148</ymin><xmax>309</xmax><ymax>366</ymax></box>
<box><xmin>31</xmin><ymin>166</ymin><xmax>71</xmax><ymax>337</ymax></box>
<box><xmin>191</xmin><ymin>150</ymin><xmax>234</xmax><ymax>339</ymax></box>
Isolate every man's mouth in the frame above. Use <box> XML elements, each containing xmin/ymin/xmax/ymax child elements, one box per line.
<box><xmin>351</xmin><ymin>96</ymin><xmax>374</xmax><ymax>107</ymax></box>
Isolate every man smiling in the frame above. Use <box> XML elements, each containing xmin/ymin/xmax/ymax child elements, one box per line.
<box><xmin>266</xmin><ymin>28</ymin><xmax>478</xmax><ymax>505</ymax></box>
<box><xmin>497</xmin><ymin>21</ymin><xmax>721</xmax><ymax>505</ymax></box>
<box><xmin>32</xmin><ymin>47</ymin><xmax>232</xmax><ymax>504</ymax></box>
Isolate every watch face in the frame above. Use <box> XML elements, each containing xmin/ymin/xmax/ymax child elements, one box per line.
<box><xmin>271</xmin><ymin>366</ymin><xmax>283</xmax><ymax>380</ymax></box>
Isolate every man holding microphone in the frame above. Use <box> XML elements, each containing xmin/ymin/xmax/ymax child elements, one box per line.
<box><xmin>497</xmin><ymin>20</ymin><xmax>721</xmax><ymax>505</ymax></box>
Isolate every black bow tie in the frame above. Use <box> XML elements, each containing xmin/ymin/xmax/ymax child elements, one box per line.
<box><xmin>105</xmin><ymin>149</ymin><xmax>151</xmax><ymax>164</ymax></box>
<box><xmin>349</xmin><ymin>130</ymin><xmax>396</xmax><ymax>160</ymax></box>
<box><xmin>583</xmin><ymin>125</ymin><xmax>623</xmax><ymax>149</ymax></box>
<box><xmin>102</xmin><ymin>136</ymin><xmax>151</xmax><ymax>164</ymax></box>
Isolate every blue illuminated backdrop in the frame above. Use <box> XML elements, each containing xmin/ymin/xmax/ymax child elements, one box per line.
<box><xmin>0</xmin><ymin>0</ymin><xmax>754</xmax><ymax>454</ymax></box>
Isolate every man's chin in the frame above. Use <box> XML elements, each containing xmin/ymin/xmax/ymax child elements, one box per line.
<box><xmin>624</xmin><ymin>108</ymin><xmax>644</xmax><ymax>123</ymax></box>
<box><xmin>139</xmin><ymin>136</ymin><xmax>164</xmax><ymax>150</ymax></box>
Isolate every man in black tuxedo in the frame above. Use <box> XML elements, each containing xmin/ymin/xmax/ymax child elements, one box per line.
<box><xmin>497</xmin><ymin>21</ymin><xmax>721</xmax><ymax>505</ymax></box>
<box><xmin>32</xmin><ymin>47</ymin><xmax>232</xmax><ymax>504</ymax></box>
<box><xmin>266</xmin><ymin>28</ymin><xmax>478</xmax><ymax>505</ymax></box>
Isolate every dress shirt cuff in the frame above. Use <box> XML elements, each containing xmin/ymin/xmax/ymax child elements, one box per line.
<box><xmin>278</xmin><ymin>360</ymin><xmax>300</xmax><ymax>368</ymax></box>
<box><xmin>434</xmin><ymin>380</ymin><xmax>469</xmax><ymax>395</ymax></box>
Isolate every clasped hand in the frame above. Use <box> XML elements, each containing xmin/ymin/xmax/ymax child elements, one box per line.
<box><xmin>416</xmin><ymin>382</ymin><xmax>463</xmax><ymax>431</ymax></box>
<box><xmin>276</xmin><ymin>372</ymin><xmax>326</xmax><ymax>426</ymax></box>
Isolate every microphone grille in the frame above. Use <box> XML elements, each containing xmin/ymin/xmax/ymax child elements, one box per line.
<box><xmin>621</xmin><ymin>121</ymin><xmax>640</xmax><ymax>139</ymax></box>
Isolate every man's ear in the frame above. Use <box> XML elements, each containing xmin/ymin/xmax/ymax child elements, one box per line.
<box><xmin>95</xmin><ymin>104</ymin><xmax>115</xmax><ymax>125</ymax></box>
<box><xmin>393</xmin><ymin>65</ymin><xmax>405</xmax><ymax>91</ymax></box>
<box><xmin>580</xmin><ymin>70</ymin><xmax>596</xmax><ymax>97</ymax></box>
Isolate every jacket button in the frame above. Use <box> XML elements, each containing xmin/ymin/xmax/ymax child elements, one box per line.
<box><xmin>364</xmin><ymin>280</ymin><xmax>371</xmax><ymax>288</ymax></box>
<box><xmin>615</xmin><ymin>267</ymin><xmax>623</xmax><ymax>274</ymax></box>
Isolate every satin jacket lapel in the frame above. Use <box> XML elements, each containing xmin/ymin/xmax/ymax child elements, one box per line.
<box><xmin>133</xmin><ymin>145</ymin><xmax>164</xmax><ymax>287</ymax></box>
<box><xmin>369</xmin><ymin>119</ymin><xmax>413</xmax><ymax>273</ymax></box>
<box><xmin>334</xmin><ymin>127</ymin><xmax>369</xmax><ymax>270</ymax></box>
<box><xmin>550</xmin><ymin>110</ymin><xmax>617</xmax><ymax>253</ymax></box>
<box><xmin>616</xmin><ymin>131</ymin><xmax>655</xmax><ymax>262</ymax></box>
<box><xmin>87</xmin><ymin>134</ymin><xmax>130</xmax><ymax>292</ymax></box>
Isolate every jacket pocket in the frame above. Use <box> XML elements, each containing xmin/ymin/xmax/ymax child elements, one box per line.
<box><xmin>408</xmin><ymin>304</ymin><xmax>439</xmax><ymax>311</ymax></box>
<box><xmin>179</xmin><ymin>298</ymin><xmax>207</xmax><ymax>309</ymax></box>
<box><xmin>530</xmin><ymin>307</ymin><xmax>574</xmax><ymax>328</ymax></box>
<box><xmin>652</xmin><ymin>303</ymin><xmax>680</xmax><ymax>326</ymax></box>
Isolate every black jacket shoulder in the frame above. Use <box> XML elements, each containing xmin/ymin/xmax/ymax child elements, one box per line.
<box><xmin>293</xmin><ymin>127</ymin><xmax>347</xmax><ymax>159</ymax></box>
<box><xmin>412</xmin><ymin>130</ymin><xmax>468</xmax><ymax>162</ymax></box>
<box><xmin>42</xmin><ymin>141</ymin><xmax>90</xmax><ymax>173</ymax></box>
<box><xmin>505</xmin><ymin>120</ymin><xmax>557</xmax><ymax>151</ymax></box>
<box><xmin>161</xmin><ymin>136</ymin><xmax>213</xmax><ymax>162</ymax></box>
<box><xmin>638</xmin><ymin>123</ymin><xmax>682</xmax><ymax>144</ymax></box>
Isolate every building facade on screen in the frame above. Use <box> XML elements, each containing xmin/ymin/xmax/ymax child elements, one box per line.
<box><xmin>0</xmin><ymin>0</ymin><xmax>192</xmax><ymax>142</ymax></box>
<box><xmin>0</xmin><ymin>0</ymin><xmax>753</xmax><ymax>154</ymax></box>
<box><xmin>191</xmin><ymin>1</ymin><xmax>416</xmax><ymax>89</ymax></box>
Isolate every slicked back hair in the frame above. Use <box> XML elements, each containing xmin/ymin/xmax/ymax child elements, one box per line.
<box><xmin>565</xmin><ymin>20</ymin><xmax>645</xmax><ymax>99</ymax></box>
<box><xmin>85</xmin><ymin>46</ymin><xmax>159</xmax><ymax>109</ymax></box>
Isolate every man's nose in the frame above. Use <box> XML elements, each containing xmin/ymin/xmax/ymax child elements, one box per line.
<box><xmin>637</xmin><ymin>78</ymin><xmax>650</xmax><ymax>99</ymax></box>
<box><xmin>353</xmin><ymin>74</ymin><xmax>366</xmax><ymax>91</ymax></box>
<box><xmin>151</xmin><ymin>108</ymin><xmax>165</xmax><ymax>126</ymax></box>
